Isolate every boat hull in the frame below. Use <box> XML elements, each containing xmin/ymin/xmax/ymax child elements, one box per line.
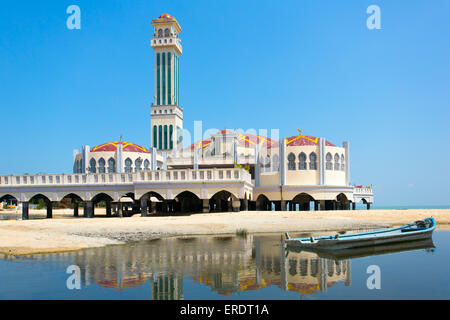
<box><xmin>285</xmin><ymin>218</ymin><xmax>436</xmax><ymax>251</ymax></box>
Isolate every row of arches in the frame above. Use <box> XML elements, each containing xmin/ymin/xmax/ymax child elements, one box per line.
<box><xmin>74</xmin><ymin>158</ymin><xmax>153</xmax><ymax>174</ymax></box>
<box><xmin>286</xmin><ymin>152</ymin><xmax>345</xmax><ymax>171</ymax></box>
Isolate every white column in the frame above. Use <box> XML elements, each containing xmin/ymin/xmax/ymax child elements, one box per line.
<box><xmin>343</xmin><ymin>141</ymin><xmax>350</xmax><ymax>186</ymax></box>
<box><xmin>319</xmin><ymin>138</ymin><xmax>326</xmax><ymax>185</ymax></box>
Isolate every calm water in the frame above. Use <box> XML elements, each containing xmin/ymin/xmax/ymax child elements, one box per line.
<box><xmin>0</xmin><ymin>231</ymin><xmax>449</xmax><ymax>300</ymax></box>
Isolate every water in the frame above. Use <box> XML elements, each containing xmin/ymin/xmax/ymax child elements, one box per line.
<box><xmin>0</xmin><ymin>231</ymin><xmax>449</xmax><ymax>300</ymax></box>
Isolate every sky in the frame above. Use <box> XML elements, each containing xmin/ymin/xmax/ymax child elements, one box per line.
<box><xmin>0</xmin><ymin>0</ymin><xmax>449</xmax><ymax>206</ymax></box>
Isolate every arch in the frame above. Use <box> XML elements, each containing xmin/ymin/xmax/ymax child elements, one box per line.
<box><xmin>326</xmin><ymin>152</ymin><xmax>332</xmax><ymax>170</ymax></box>
<box><xmin>292</xmin><ymin>192</ymin><xmax>315</xmax><ymax>211</ymax></box>
<box><xmin>135</xmin><ymin>158</ymin><xmax>143</xmax><ymax>172</ymax></box>
<box><xmin>272</xmin><ymin>154</ymin><xmax>280</xmax><ymax>171</ymax></box>
<box><xmin>144</xmin><ymin>159</ymin><xmax>150</xmax><ymax>170</ymax></box>
<box><xmin>29</xmin><ymin>193</ymin><xmax>53</xmax><ymax>218</ymax></box>
<box><xmin>108</xmin><ymin>157</ymin><xmax>116</xmax><ymax>173</ymax></box>
<box><xmin>139</xmin><ymin>191</ymin><xmax>165</xmax><ymax>202</ymax></box>
<box><xmin>309</xmin><ymin>152</ymin><xmax>317</xmax><ymax>170</ymax></box>
<box><xmin>60</xmin><ymin>192</ymin><xmax>84</xmax><ymax>202</ymax></box>
<box><xmin>174</xmin><ymin>191</ymin><xmax>201</xmax><ymax>213</ymax></box>
<box><xmin>98</xmin><ymin>158</ymin><xmax>106</xmax><ymax>173</ymax></box>
<box><xmin>124</xmin><ymin>158</ymin><xmax>133</xmax><ymax>173</ymax></box>
<box><xmin>287</xmin><ymin>153</ymin><xmax>296</xmax><ymax>170</ymax></box>
<box><xmin>210</xmin><ymin>190</ymin><xmax>238</xmax><ymax>212</ymax></box>
<box><xmin>164</xmin><ymin>125</ymin><xmax>168</xmax><ymax>150</ymax></box>
<box><xmin>0</xmin><ymin>194</ymin><xmax>18</xmax><ymax>207</ymax></box>
<box><xmin>298</xmin><ymin>152</ymin><xmax>307</xmax><ymax>170</ymax></box>
<box><xmin>91</xmin><ymin>192</ymin><xmax>114</xmax><ymax>205</ymax></box>
<box><xmin>153</xmin><ymin>125</ymin><xmax>158</xmax><ymax>148</ymax></box>
<box><xmin>157</xmin><ymin>28</ymin><xmax>163</xmax><ymax>38</ymax></box>
<box><xmin>336</xmin><ymin>193</ymin><xmax>349</xmax><ymax>210</ymax></box>
<box><xmin>341</xmin><ymin>154</ymin><xmax>345</xmax><ymax>171</ymax></box>
<box><xmin>89</xmin><ymin>158</ymin><xmax>97</xmax><ymax>173</ymax></box>
<box><xmin>334</xmin><ymin>153</ymin><xmax>340</xmax><ymax>170</ymax></box>
<box><xmin>164</xmin><ymin>28</ymin><xmax>170</xmax><ymax>37</ymax></box>
<box><xmin>256</xmin><ymin>194</ymin><xmax>271</xmax><ymax>211</ymax></box>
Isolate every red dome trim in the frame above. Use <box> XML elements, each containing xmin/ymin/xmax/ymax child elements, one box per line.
<box><xmin>91</xmin><ymin>142</ymin><xmax>149</xmax><ymax>153</ymax></box>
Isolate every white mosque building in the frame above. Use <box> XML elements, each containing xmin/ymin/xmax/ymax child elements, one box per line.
<box><xmin>0</xmin><ymin>14</ymin><xmax>373</xmax><ymax>218</ymax></box>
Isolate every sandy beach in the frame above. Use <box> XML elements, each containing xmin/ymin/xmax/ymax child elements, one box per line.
<box><xmin>0</xmin><ymin>208</ymin><xmax>448</xmax><ymax>255</ymax></box>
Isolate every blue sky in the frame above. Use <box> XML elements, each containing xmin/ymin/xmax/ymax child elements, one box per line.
<box><xmin>1</xmin><ymin>0</ymin><xmax>449</xmax><ymax>206</ymax></box>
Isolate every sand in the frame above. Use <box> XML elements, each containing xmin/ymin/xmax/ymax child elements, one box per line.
<box><xmin>0</xmin><ymin>208</ymin><xmax>448</xmax><ymax>255</ymax></box>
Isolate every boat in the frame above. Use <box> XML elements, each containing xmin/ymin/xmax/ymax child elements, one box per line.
<box><xmin>284</xmin><ymin>217</ymin><xmax>436</xmax><ymax>251</ymax></box>
<box><xmin>285</xmin><ymin>238</ymin><xmax>435</xmax><ymax>261</ymax></box>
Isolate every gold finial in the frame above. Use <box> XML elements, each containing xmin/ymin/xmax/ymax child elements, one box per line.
<box><xmin>298</xmin><ymin>129</ymin><xmax>302</xmax><ymax>136</ymax></box>
<box><xmin>119</xmin><ymin>135</ymin><xmax>123</xmax><ymax>143</ymax></box>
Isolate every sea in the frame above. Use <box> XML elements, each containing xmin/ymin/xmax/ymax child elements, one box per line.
<box><xmin>0</xmin><ymin>230</ymin><xmax>449</xmax><ymax>300</ymax></box>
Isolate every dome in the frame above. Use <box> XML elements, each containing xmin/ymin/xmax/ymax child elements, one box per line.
<box><xmin>90</xmin><ymin>141</ymin><xmax>149</xmax><ymax>153</ymax></box>
<box><xmin>285</xmin><ymin>135</ymin><xmax>335</xmax><ymax>147</ymax></box>
<box><xmin>159</xmin><ymin>13</ymin><xmax>174</xmax><ymax>19</ymax></box>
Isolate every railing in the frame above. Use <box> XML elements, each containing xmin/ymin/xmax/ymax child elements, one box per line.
<box><xmin>353</xmin><ymin>187</ymin><xmax>373</xmax><ymax>195</ymax></box>
<box><xmin>0</xmin><ymin>168</ymin><xmax>252</xmax><ymax>187</ymax></box>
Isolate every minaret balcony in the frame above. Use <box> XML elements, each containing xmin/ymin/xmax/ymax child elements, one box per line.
<box><xmin>151</xmin><ymin>37</ymin><xmax>182</xmax><ymax>54</ymax></box>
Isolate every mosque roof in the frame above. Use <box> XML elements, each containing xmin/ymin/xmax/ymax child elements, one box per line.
<box><xmin>187</xmin><ymin>130</ymin><xmax>277</xmax><ymax>150</ymax></box>
<box><xmin>187</xmin><ymin>130</ymin><xmax>336</xmax><ymax>150</ymax></box>
<box><xmin>90</xmin><ymin>141</ymin><xmax>149</xmax><ymax>153</ymax></box>
<box><xmin>285</xmin><ymin>135</ymin><xmax>335</xmax><ymax>147</ymax></box>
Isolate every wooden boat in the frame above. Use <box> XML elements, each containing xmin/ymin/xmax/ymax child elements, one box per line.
<box><xmin>285</xmin><ymin>238</ymin><xmax>435</xmax><ymax>261</ymax></box>
<box><xmin>284</xmin><ymin>217</ymin><xmax>436</xmax><ymax>251</ymax></box>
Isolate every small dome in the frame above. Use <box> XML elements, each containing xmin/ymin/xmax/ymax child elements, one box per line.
<box><xmin>91</xmin><ymin>141</ymin><xmax>149</xmax><ymax>153</ymax></box>
<box><xmin>159</xmin><ymin>13</ymin><xmax>174</xmax><ymax>19</ymax></box>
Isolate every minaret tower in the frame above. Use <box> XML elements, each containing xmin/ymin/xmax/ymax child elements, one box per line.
<box><xmin>150</xmin><ymin>13</ymin><xmax>183</xmax><ymax>152</ymax></box>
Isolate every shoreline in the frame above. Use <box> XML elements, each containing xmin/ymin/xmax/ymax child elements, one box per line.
<box><xmin>0</xmin><ymin>208</ymin><xmax>449</xmax><ymax>256</ymax></box>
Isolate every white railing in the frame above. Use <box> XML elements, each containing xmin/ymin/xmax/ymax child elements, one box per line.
<box><xmin>353</xmin><ymin>187</ymin><xmax>373</xmax><ymax>195</ymax></box>
<box><xmin>0</xmin><ymin>168</ymin><xmax>252</xmax><ymax>187</ymax></box>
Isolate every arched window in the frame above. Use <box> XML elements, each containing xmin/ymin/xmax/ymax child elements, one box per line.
<box><xmin>169</xmin><ymin>125</ymin><xmax>173</xmax><ymax>149</ymax></box>
<box><xmin>108</xmin><ymin>158</ymin><xmax>116</xmax><ymax>173</ymax></box>
<box><xmin>288</xmin><ymin>153</ymin><xmax>296</xmax><ymax>170</ymax></box>
<box><xmin>98</xmin><ymin>158</ymin><xmax>106</xmax><ymax>173</ymax></box>
<box><xmin>124</xmin><ymin>158</ymin><xmax>132</xmax><ymax>173</ymax></box>
<box><xmin>89</xmin><ymin>158</ymin><xmax>96</xmax><ymax>173</ymax></box>
<box><xmin>164</xmin><ymin>125</ymin><xmax>168</xmax><ymax>149</ymax></box>
<box><xmin>153</xmin><ymin>125</ymin><xmax>157</xmax><ymax>148</ymax></box>
<box><xmin>164</xmin><ymin>28</ymin><xmax>170</xmax><ymax>37</ymax></box>
<box><xmin>144</xmin><ymin>159</ymin><xmax>150</xmax><ymax>170</ymax></box>
<box><xmin>334</xmin><ymin>153</ymin><xmax>340</xmax><ymax>170</ymax></box>
<box><xmin>309</xmin><ymin>152</ymin><xmax>317</xmax><ymax>170</ymax></box>
<box><xmin>341</xmin><ymin>154</ymin><xmax>345</xmax><ymax>171</ymax></box>
<box><xmin>326</xmin><ymin>153</ymin><xmax>332</xmax><ymax>170</ymax></box>
<box><xmin>298</xmin><ymin>152</ymin><xmax>307</xmax><ymax>170</ymax></box>
<box><xmin>135</xmin><ymin>158</ymin><xmax>143</xmax><ymax>172</ymax></box>
<box><xmin>272</xmin><ymin>154</ymin><xmax>280</xmax><ymax>172</ymax></box>
<box><xmin>157</xmin><ymin>29</ymin><xmax>163</xmax><ymax>38</ymax></box>
<box><xmin>158</xmin><ymin>125</ymin><xmax>162</xmax><ymax>149</ymax></box>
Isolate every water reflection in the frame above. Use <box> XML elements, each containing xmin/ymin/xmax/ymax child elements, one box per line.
<box><xmin>0</xmin><ymin>234</ymin><xmax>435</xmax><ymax>299</ymax></box>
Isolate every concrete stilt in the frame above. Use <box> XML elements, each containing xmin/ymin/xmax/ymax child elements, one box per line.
<box><xmin>46</xmin><ymin>201</ymin><xmax>53</xmax><ymax>219</ymax></box>
<box><xmin>141</xmin><ymin>198</ymin><xmax>148</xmax><ymax>217</ymax></box>
<box><xmin>232</xmin><ymin>200</ymin><xmax>240</xmax><ymax>213</ymax></box>
<box><xmin>86</xmin><ymin>201</ymin><xmax>94</xmax><ymax>218</ymax></box>
<box><xmin>73</xmin><ymin>201</ymin><xmax>79</xmax><ymax>217</ymax></box>
<box><xmin>106</xmin><ymin>201</ymin><xmax>111</xmax><ymax>217</ymax></box>
<box><xmin>202</xmin><ymin>199</ymin><xmax>209</xmax><ymax>213</ymax></box>
<box><xmin>22</xmin><ymin>201</ymin><xmax>29</xmax><ymax>220</ymax></box>
<box><xmin>280</xmin><ymin>200</ymin><xmax>286</xmax><ymax>211</ymax></box>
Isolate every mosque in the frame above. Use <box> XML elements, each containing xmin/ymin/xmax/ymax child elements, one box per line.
<box><xmin>0</xmin><ymin>14</ymin><xmax>373</xmax><ymax>217</ymax></box>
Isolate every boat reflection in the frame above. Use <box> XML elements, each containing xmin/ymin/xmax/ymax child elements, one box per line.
<box><xmin>4</xmin><ymin>234</ymin><xmax>434</xmax><ymax>299</ymax></box>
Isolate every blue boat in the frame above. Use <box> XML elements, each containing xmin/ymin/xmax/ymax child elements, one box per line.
<box><xmin>284</xmin><ymin>217</ymin><xmax>436</xmax><ymax>250</ymax></box>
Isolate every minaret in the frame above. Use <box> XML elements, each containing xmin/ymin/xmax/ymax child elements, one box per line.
<box><xmin>150</xmin><ymin>13</ymin><xmax>183</xmax><ymax>152</ymax></box>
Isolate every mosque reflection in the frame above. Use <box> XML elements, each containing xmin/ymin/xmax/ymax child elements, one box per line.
<box><xmin>14</xmin><ymin>235</ymin><xmax>433</xmax><ymax>299</ymax></box>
